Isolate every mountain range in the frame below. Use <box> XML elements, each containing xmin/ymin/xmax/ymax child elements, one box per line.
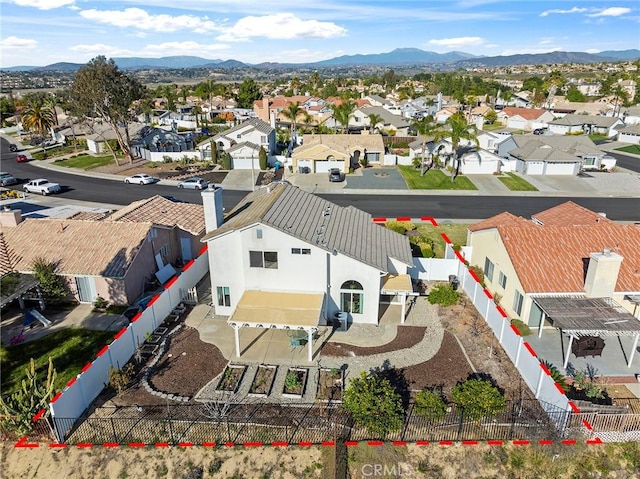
<box><xmin>3</xmin><ymin>48</ymin><xmax>639</xmax><ymax>72</ymax></box>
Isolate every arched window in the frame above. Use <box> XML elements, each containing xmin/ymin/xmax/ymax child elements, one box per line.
<box><xmin>340</xmin><ymin>280</ymin><xmax>363</xmax><ymax>314</ymax></box>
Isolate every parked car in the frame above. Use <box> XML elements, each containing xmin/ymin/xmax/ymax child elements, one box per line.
<box><xmin>23</xmin><ymin>178</ymin><xmax>61</xmax><ymax>195</ymax></box>
<box><xmin>177</xmin><ymin>177</ymin><xmax>208</xmax><ymax>190</ymax></box>
<box><xmin>0</xmin><ymin>172</ymin><xmax>17</xmax><ymax>186</ymax></box>
<box><xmin>328</xmin><ymin>168</ymin><xmax>345</xmax><ymax>182</ymax></box>
<box><xmin>9</xmin><ymin>144</ymin><xmax>18</xmax><ymax>152</ymax></box>
<box><xmin>16</xmin><ymin>154</ymin><xmax>29</xmax><ymax>163</ymax></box>
<box><xmin>124</xmin><ymin>173</ymin><xmax>158</xmax><ymax>185</ymax></box>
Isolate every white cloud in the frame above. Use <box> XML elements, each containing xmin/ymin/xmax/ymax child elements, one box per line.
<box><xmin>69</xmin><ymin>43</ymin><xmax>131</xmax><ymax>57</ymax></box>
<box><xmin>10</xmin><ymin>0</ymin><xmax>74</xmax><ymax>9</ymax></box>
<box><xmin>79</xmin><ymin>8</ymin><xmax>221</xmax><ymax>33</ymax></box>
<box><xmin>427</xmin><ymin>37</ymin><xmax>486</xmax><ymax>49</ymax></box>
<box><xmin>588</xmin><ymin>7</ymin><xmax>631</xmax><ymax>17</ymax></box>
<box><xmin>216</xmin><ymin>13</ymin><xmax>347</xmax><ymax>41</ymax></box>
<box><xmin>540</xmin><ymin>7</ymin><xmax>588</xmax><ymax>17</ymax></box>
<box><xmin>1</xmin><ymin>36</ymin><xmax>38</xmax><ymax>49</ymax></box>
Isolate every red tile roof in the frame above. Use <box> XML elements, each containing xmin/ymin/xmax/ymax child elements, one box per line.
<box><xmin>467</xmin><ymin>212</ymin><xmax>530</xmax><ymax>232</ymax></box>
<box><xmin>500</xmin><ymin>107</ymin><xmax>549</xmax><ymax>121</ymax></box>
<box><xmin>531</xmin><ymin>201</ymin><xmax>613</xmax><ymax>226</ymax></box>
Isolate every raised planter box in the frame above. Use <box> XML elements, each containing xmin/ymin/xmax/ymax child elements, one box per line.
<box><xmin>216</xmin><ymin>364</ymin><xmax>246</xmax><ymax>393</ymax></box>
<box><xmin>155</xmin><ymin>327</ymin><xmax>168</xmax><ymax>336</ymax></box>
<box><xmin>248</xmin><ymin>365</ymin><xmax>277</xmax><ymax>397</ymax></box>
<box><xmin>139</xmin><ymin>344</ymin><xmax>158</xmax><ymax>357</ymax></box>
<box><xmin>145</xmin><ymin>334</ymin><xmax>162</xmax><ymax>345</ymax></box>
<box><xmin>282</xmin><ymin>367</ymin><xmax>308</xmax><ymax>399</ymax></box>
<box><xmin>316</xmin><ymin>368</ymin><xmax>344</xmax><ymax>402</ymax></box>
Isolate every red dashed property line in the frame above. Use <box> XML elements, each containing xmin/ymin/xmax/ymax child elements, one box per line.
<box><xmin>32</xmin><ymin>409</ymin><xmax>45</xmax><ymax>421</ymax></box>
<box><xmin>440</xmin><ymin>232</ymin><xmax>452</xmax><ymax>244</ymax></box>
<box><xmin>14</xmin><ymin>439</ymin><xmax>609</xmax><ymax>449</ymax></box>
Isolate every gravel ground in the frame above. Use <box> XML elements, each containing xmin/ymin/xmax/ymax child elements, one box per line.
<box><xmin>320</xmin><ymin>326</ymin><xmax>427</xmax><ymax>357</ymax></box>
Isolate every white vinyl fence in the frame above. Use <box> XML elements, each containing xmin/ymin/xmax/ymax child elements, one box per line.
<box><xmin>48</xmin><ymin>247</ymin><xmax>210</xmax><ymax>442</ymax></box>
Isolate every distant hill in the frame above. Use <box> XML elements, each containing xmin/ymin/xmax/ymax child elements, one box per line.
<box><xmin>313</xmin><ymin>48</ymin><xmax>478</xmax><ymax>66</ymax></box>
<box><xmin>597</xmin><ymin>49</ymin><xmax>640</xmax><ymax>60</ymax></box>
<box><xmin>2</xmin><ymin>48</ymin><xmax>637</xmax><ymax>72</ymax></box>
<box><xmin>452</xmin><ymin>51</ymin><xmax>618</xmax><ymax>67</ymax></box>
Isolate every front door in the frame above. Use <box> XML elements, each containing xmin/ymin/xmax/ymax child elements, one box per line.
<box><xmin>181</xmin><ymin>237</ymin><xmax>193</xmax><ymax>261</ymax></box>
<box><xmin>76</xmin><ymin>276</ymin><xmax>97</xmax><ymax>303</ymax></box>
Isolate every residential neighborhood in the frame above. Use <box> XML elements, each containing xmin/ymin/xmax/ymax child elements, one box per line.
<box><xmin>1</xmin><ymin>45</ymin><xmax>640</xmax><ymax>478</ymax></box>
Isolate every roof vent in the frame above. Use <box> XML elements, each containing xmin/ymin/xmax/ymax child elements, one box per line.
<box><xmin>602</xmin><ymin>247</ymin><xmax>612</xmax><ymax>255</ymax></box>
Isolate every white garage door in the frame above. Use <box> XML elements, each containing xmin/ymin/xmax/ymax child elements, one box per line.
<box><xmin>526</xmin><ymin>162</ymin><xmax>544</xmax><ymax>175</ymax></box>
<box><xmin>545</xmin><ymin>162</ymin><xmax>577</xmax><ymax>175</ymax></box>
<box><xmin>314</xmin><ymin>159</ymin><xmax>344</xmax><ymax>173</ymax></box>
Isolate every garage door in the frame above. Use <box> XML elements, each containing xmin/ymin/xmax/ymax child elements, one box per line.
<box><xmin>526</xmin><ymin>162</ymin><xmax>544</xmax><ymax>175</ymax></box>
<box><xmin>314</xmin><ymin>160</ymin><xmax>345</xmax><ymax>173</ymax></box>
<box><xmin>545</xmin><ymin>162</ymin><xmax>576</xmax><ymax>175</ymax></box>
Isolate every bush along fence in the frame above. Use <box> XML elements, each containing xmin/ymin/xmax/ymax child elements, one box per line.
<box><xmin>43</xmin><ymin>247</ymin><xmax>210</xmax><ymax>443</ymax></box>
<box><xmin>442</xmin><ymin>238</ymin><xmax>598</xmax><ymax>442</ymax></box>
<box><xmin>53</xmin><ymin>399</ymin><xmax>566</xmax><ymax>446</ymax></box>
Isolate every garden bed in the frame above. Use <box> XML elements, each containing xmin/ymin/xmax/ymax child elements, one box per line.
<box><xmin>216</xmin><ymin>364</ymin><xmax>246</xmax><ymax>393</ymax></box>
<box><xmin>283</xmin><ymin>368</ymin><xmax>308</xmax><ymax>398</ymax></box>
<box><xmin>248</xmin><ymin>365</ymin><xmax>277</xmax><ymax>397</ymax></box>
<box><xmin>316</xmin><ymin>368</ymin><xmax>344</xmax><ymax>402</ymax></box>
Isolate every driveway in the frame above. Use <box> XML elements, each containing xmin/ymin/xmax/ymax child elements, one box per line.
<box><xmin>344</xmin><ymin>167</ymin><xmax>408</xmax><ymax>190</ymax></box>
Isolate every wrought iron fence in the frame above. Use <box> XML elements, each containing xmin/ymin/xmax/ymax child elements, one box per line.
<box><xmin>56</xmin><ymin>399</ymin><xmax>568</xmax><ymax>445</ymax></box>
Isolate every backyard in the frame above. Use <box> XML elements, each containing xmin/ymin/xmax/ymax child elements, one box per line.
<box><xmin>385</xmin><ymin>220</ymin><xmax>470</xmax><ymax>257</ymax></box>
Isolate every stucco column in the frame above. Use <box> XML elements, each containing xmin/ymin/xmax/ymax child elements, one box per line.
<box><xmin>231</xmin><ymin>324</ymin><xmax>241</xmax><ymax>358</ymax></box>
<box><xmin>628</xmin><ymin>333</ymin><xmax>639</xmax><ymax>368</ymax></box>
<box><xmin>538</xmin><ymin>311</ymin><xmax>546</xmax><ymax>338</ymax></box>
<box><xmin>400</xmin><ymin>294</ymin><xmax>406</xmax><ymax>324</ymax></box>
<box><xmin>307</xmin><ymin>329</ymin><xmax>314</xmax><ymax>362</ymax></box>
<box><xmin>564</xmin><ymin>334</ymin><xmax>574</xmax><ymax>369</ymax></box>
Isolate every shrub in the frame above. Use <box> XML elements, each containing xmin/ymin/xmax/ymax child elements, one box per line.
<box><xmin>108</xmin><ymin>364</ymin><xmax>135</xmax><ymax>393</ymax></box>
<box><xmin>31</xmin><ymin>257</ymin><xmax>69</xmax><ymax>303</ymax></box>
<box><xmin>510</xmin><ymin>318</ymin><xmax>530</xmax><ymax>336</ymax></box>
<box><xmin>452</xmin><ymin>378</ymin><xmax>506</xmax><ymax>420</ymax></box>
<box><xmin>414</xmin><ymin>389</ymin><xmax>447</xmax><ymax>421</ymax></box>
<box><xmin>541</xmin><ymin>360</ymin><xmax>568</xmax><ymax>392</ymax></box>
<box><xmin>284</xmin><ymin>372</ymin><xmax>302</xmax><ymax>390</ymax></box>
<box><xmin>469</xmin><ymin>265</ymin><xmax>485</xmax><ymax>287</ymax></box>
<box><xmin>427</xmin><ymin>283</ymin><xmax>459</xmax><ymax>306</ymax></box>
<box><xmin>385</xmin><ymin>220</ymin><xmax>415</xmax><ymax>235</ymax></box>
<box><xmin>342</xmin><ymin>371</ymin><xmax>403</xmax><ymax>438</ymax></box>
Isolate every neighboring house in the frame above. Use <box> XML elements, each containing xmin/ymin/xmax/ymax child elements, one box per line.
<box><xmin>200</xmin><ymin>184</ymin><xmax>414</xmax><ymax>360</ymax></box>
<box><xmin>621</xmin><ymin>106</ymin><xmax>640</xmax><ymax>125</ymax></box>
<box><xmin>470</xmin><ymin>105</ymin><xmax>493</xmax><ymax>126</ymax></box>
<box><xmin>85</xmin><ymin>122</ymin><xmax>145</xmax><ymax>154</ymax></box>
<box><xmin>550</xmin><ymin>100</ymin><xmax>613</xmax><ymax>117</ymax></box>
<box><xmin>351</xmin><ymin>106</ymin><xmax>411</xmax><ymax>135</ymax></box>
<box><xmin>434</xmin><ymin>106</ymin><xmax>458</xmax><ymax>124</ymax></box>
<box><xmin>467</xmin><ymin>201</ymin><xmax>640</xmax><ymax>330</ymax></box>
<box><xmin>547</xmin><ymin>114</ymin><xmax>624</xmax><ymax>138</ymax></box>
<box><xmin>496</xmin><ymin>107</ymin><xmax>555</xmax><ymax>131</ymax></box>
<box><xmin>131</xmin><ymin>126</ymin><xmax>192</xmax><ymax>153</ymax></box>
<box><xmin>198</xmin><ymin>118</ymin><xmax>276</xmax><ymax>165</ymax></box>
<box><xmin>363</xmin><ymin>94</ymin><xmax>392</xmax><ymax>108</ymax></box>
<box><xmin>292</xmin><ymin>134</ymin><xmax>385</xmax><ymax>173</ymax></box>
<box><xmin>617</xmin><ymin>124</ymin><xmax>640</xmax><ymax>145</ymax></box>
<box><xmin>0</xmin><ymin>212</ymin><xmax>155</xmax><ymax>306</ymax></box>
<box><xmin>497</xmin><ymin>134</ymin><xmax>614</xmax><ymax>175</ymax></box>
<box><xmin>476</xmin><ymin>131</ymin><xmax>512</xmax><ymax>154</ymax></box>
<box><xmin>108</xmin><ymin>195</ymin><xmax>206</xmax><ymax>265</ymax></box>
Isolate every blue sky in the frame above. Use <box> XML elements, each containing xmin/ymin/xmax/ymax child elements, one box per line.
<box><xmin>1</xmin><ymin>0</ymin><xmax>638</xmax><ymax>67</ymax></box>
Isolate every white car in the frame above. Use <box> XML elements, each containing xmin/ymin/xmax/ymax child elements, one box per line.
<box><xmin>177</xmin><ymin>177</ymin><xmax>208</xmax><ymax>190</ymax></box>
<box><xmin>124</xmin><ymin>174</ymin><xmax>158</xmax><ymax>185</ymax></box>
<box><xmin>23</xmin><ymin>178</ymin><xmax>61</xmax><ymax>195</ymax></box>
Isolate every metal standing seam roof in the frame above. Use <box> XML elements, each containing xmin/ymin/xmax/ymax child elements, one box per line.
<box><xmin>534</xmin><ymin>296</ymin><xmax>640</xmax><ymax>337</ymax></box>
<box><xmin>202</xmin><ymin>184</ymin><xmax>413</xmax><ymax>271</ymax></box>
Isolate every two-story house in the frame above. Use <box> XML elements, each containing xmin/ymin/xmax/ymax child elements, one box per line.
<box><xmin>200</xmin><ymin>184</ymin><xmax>413</xmax><ymax>361</ymax></box>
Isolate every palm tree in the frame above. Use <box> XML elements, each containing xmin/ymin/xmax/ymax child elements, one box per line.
<box><xmin>44</xmin><ymin>96</ymin><xmax>59</xmax><ymax>126</ymax></box>
<box><xmin>332</xmin><ymin>99</ymin><xmax>356</xmax><ymax>134</ymax></box>
<box><xmin>282</xmin><ymin>101</ymin><xmax>302</xmax><ymax>140</ymax></box>
<box><xmin>433</xmin><ymin>112</ymin><xmax>479</xmax><ymax>181</ymax></box>
<box><xmin>21</xmin><ymin>95</ymin><xmax>56</xmax><ymax>137</ymax></box>
<box><xmin>367</xmin><ymin>113</ymin><xmax>383</xmax><ymax>134</ymax></box>
<box><xmin>612</xmin><ymin>85</ymin><xmax>627</xmax><ymax>117</ymax></box>
<box><xmin>411</xmin><ymin>115</ymin><xmax>441</xmax><ymax>176</ymax></box>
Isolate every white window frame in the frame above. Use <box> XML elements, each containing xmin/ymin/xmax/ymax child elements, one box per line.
<box><xmin>217</xmin><ymin>286</ymin><xmax>230</xmax><ymax>307</ymax></box>
<box><xmin>484</xmin><ymin>257</ymin><xmax>495</xmax><ymax>282</ymax></box>
<box><xmin>498</xmin><ymin>271</ymin><xmax>507</xmax><ymax>289</ymax></box>
<box><xmin>513</xmin><ymin>290</ymin><xmax>524</xmax><ymax>316</ymax></box>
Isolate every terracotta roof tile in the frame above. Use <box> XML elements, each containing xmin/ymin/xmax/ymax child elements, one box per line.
<box><xmin>109</xmin><ymin>195</ymin><xmax>205</xmax><ymax>235</ymax></box>
<box><xmin>467</xmin><ymin>212</ymin><xmax>531</xmax><ymax>232</ymax></box>
<box><xmin>532</xmin><ymin>201</ymin><xmax>614</xmax><ymax>226</ymax></box>
<box><xmin>500</xmin><ymin>107</ymin><xmax>549</xmax><ymax>120</ymax></box>
<box><xmin>0</xmin><ymin>219</ymin><xmax>153</xmax><ymax>278</ymax></box>
<box><xmin>499</xmin><ymin>224</ymin><xmax>640</xmax><ymax>293</ymax></box>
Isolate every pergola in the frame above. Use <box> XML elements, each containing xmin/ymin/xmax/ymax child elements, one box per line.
<box><xmin>380</xmin><ymin>274</ymin><xmax>417</xmax><ymax>323</ymax></box>
<box><xmin>227</xmin><ymin>290</ymin><xmax>324</xmax><ymax>362</ymax></box>
<box><xmin>534</xmin><ymin>296</ymin><xmax>640</xmax><ymax>368</ymax></box>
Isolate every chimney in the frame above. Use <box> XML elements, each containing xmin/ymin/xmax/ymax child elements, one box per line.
<box><xmin>0</xmin><ymin>206</ymin><xmax>23</xmax><ymax>226</ymax></box>
<box><xmin>584</xmin><ymin>249</ymin><xmax>623</xmax><ymax>298</ymax></box>
<box><xmin>270</xmin><ymin>110</ymin><xmax>276</xmax><ymax>129</ymax></box>
<box><xmin>201</xmin><ymin>185</ymin><xmax>224</xmax><ymax>233</ymax></box>
<box><xmin>262</xmin><ymin>96</ymin><xmax>269</xmax><ymax>121</ymax></box>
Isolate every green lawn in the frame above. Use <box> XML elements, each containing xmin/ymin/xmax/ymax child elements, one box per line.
<box><xmin>616</xmin><ymin>144</ymin><xmax>640</xmax><ymax>155</ymax></box>
<box><xmin>1</xmin><ymin>328</ymin><xmax>114</xmax><ymax>394</ymax></box>
<box><xmin>414</xmin><ymin>223</ymin><xmax>470</xmax><ymax>258</ymax></box>
<box><xmin>496</xmin><ymin>172</ymin><xmax>538</xmax><ymax>191</ymax></box>
<box><xmin>32</xmin><ymin>145</ymin><xmax>79</xmax><ymax>160</ymax></box>
<box><xmin>588</xmin><ymin>134</ymin><xmax>608</xmax><ymax>143</ymax></box>
<box><xmin>54</xmin><ymin>154</ymin><xmax>116</xmax><ymax>170</ymax></box>
<box><xmin>398</xmin><ymin>166</ymin><xmax>477</xmax><ymax>190</ymax></box>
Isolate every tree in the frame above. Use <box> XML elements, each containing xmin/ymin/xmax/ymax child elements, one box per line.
<box><xmin>70</xmin><ymin>56</ymin><xmax>146</xmax><ymax>164</ymax></box>
<box><xmin>411</xmin><ymin>115</ymin><xmax>441</xmax><ymax>176</ymax></box>
<box><xmin>566</xmin><ymin>86</ymin><xmax>586</xmax><ymax>103</ymax></box>
<box><xmin>0</xmin><ymin>357</ymin><xmax>57</xmax><ymax>434</ymax></box>
<box><xmin>433</xmin><ymin>112</ymin><xmax>479</xmax><ymax>181</ymax></box>
<box><xmin>220</xmin><ymin>151</ymin><xmax>232</xmax><ymax>170</ymax></box>
<box><xmin>162</xmin><ymin>84</ymin><xmax>177</xmax><ymax>112</ymax></box>
<box><xmin>342</xmin><ymin>371</ymin><xmax>404</xmax><ymax>438</ymax></box>
<box><xmin>0</xmin><ymin>96</ymin><xmax>16</xmax><ymax>126</ymax></box>
<box><xmin>414</xmin><ymin>389</ymin><xmax>447</xmax><ymax>421</ymax></box>
<box><xmin>209</xmin><ymin>139</ymin><xmax>218</xmax><ymax>163</ymax></box>
<box><xmin>21</xmin><ymin>94</ymin><xmax>56</xmax><ymax>137</ymax></box>
<box><xmin>367</xmin><ymin>113</ymin><xmax>383</xmax><ymax>133</ymax></box>
<box><xmin>484</xmin><ymin>109</ymin><xmax>497</xmax><ymax>124</ymax></box>
<box><xmin>612</xmin><ymin>85</ymin><xmax>628</xmax><ymax>116</ymax></box>
<box><xmin>31</xmin><ymin>257</ymin><xmax>69</xmax><ymax>303</ymax></box>
<box><xmin>236</xmin><ymin>78</ymin><xmax>261</xmax><ymax>109</ymax></box>
<box><xmin>332</xmin><ymin>99</ymin><xmax>356</xmax><ymax>134</ymax></box>
<box><xmin>282</xmin><ymin>101</ymin><xmax>302</xmax><ymax>139</ymax></box>
<box><xmin>451</xmin><ymin>378</ymin><xmax>506</xmax><ymax>420</ymax></box>
<box><xmin>258</xmin><ymin>146</ymin><xmax>267</xmax><ymax>170</ymax></box>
